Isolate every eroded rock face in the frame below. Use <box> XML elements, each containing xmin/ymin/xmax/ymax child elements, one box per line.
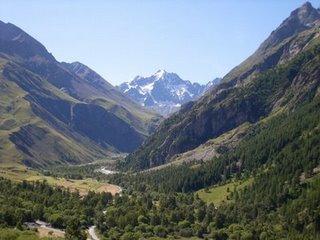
<box><xmin>3</xmin><ymin>62</ymin><xmax>144</xmax><ymax>153</ymax></box>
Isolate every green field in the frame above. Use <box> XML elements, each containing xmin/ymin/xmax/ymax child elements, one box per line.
<box><xmin>0</xmin><ymin>163</ymin><xmax>120</xmax><ymax>196</ymax></box>
<box><xmin>196</xmin><ymin>178</ymin><xmax>253</xmax><ymax>206</ymax></box>
<box><xmin>0</xmin><ymin>228</ymin><xmax>63</xmax><ymax>240</ymax></box>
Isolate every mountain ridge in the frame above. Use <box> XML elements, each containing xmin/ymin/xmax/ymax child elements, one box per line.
<box><xmin>0</xmin><ymin>20</ymin><xmax>160</xmax><ymax>168</ymax></box>
<box><xmin>122</xmin><ymin>2</ymin><xmax>320</xmax><ymax>170</ymax></box>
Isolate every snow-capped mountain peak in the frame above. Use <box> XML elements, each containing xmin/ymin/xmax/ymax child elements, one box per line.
<box><xmin>153</xmin><ymin>69</ymin><xmax>167</xmax><ymax>79</ymax></box>
<box><xmin>118</xmin><ymin>70</ymin><xmax>220</xmax><ymax>116</ymax></box>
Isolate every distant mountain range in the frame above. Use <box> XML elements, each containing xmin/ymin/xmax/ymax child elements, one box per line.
<box><xmin>118</xmin><ymin>70</ymin><xmax>221</xmax><ymax>115</ymax></box>
<box><xmin>0</xmin><ymin>20</ymin><xmax>161</xmax><ymax>168</ymax></box>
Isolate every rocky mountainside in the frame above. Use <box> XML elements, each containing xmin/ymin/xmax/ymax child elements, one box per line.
<box><xmin>122</xmin><ymin>2</ymin><xmax>320</xmax><ymax>170</ymax></box>
<box><xmin>222</xmin><ymin>1</ymin><xmax>320</xmax><ymax>86</ymax></box>
<box><xmin>0</xmin><ymin>20</ymin><xmax>160</xmax><ymax>168</ymax></box>
<box><xmin>118</xmin><ymin>70</ymin><xmax>220</xmax><ymax>115</ymax></box>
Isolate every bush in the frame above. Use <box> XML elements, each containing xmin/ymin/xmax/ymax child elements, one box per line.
<box><xmin>178</xmin><ymin>220</ymin><xmax>191</xmax><ymax>229</ymax></box>
<box><xmin>153</xmin><ymin>225</ymin><xmax>167</xmax><ymax>238</ymax></box>
<box><xmin>179</xmin><ymin>228</ymin><xmax>193</xmax><ymax>237</ymax></box>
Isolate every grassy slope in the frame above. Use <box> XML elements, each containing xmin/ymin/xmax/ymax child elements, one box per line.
<box><xmin>0</xmin><ymin>64</ymin><xmax>36</xmax><ymax>164</ymax></box>
<box><xmin>196</xmin><ymin>178</ymin><xmax>253</xmax><ymax>206</ymax></box>
<box><xmin>0</xmin><ymin>228</ymin><xmax>63</xmax><ymax>240</ymax></box>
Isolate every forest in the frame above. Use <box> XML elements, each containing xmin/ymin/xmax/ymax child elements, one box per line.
<box><xmin>95</xmin><ymin>96</ymin><xmax>319</xmax><ymax>239</ymax></box>
<box><xmin>0</xmin><ymin>178</ymin><xmax>112</xmax><ymax>239</ymax></box>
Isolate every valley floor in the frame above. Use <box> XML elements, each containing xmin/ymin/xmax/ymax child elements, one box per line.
<box><xmin>0</xmin><ymin>163</ymin><xmax>121</xmax><ymax>196</ymax></box>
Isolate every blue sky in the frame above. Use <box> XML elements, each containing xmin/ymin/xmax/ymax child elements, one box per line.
<box><xmin>0</xmin><ymin>0</ymin><xmax>319</xmax><ymax>85</ymax></box>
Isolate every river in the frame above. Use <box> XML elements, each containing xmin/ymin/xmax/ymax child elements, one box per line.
<box><xmin>97</xmin><ymin>167</ymin><xmax>118</xmax><ymax>175</ymax></box>
<box><xmin>87</xmin><ymin>167</ymin><xmax>122</xmax><ymax>240</ymax></box>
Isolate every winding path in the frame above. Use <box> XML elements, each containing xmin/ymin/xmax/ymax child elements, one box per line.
<box><xmin>88</xmin><ymin>226</ymin><xmax>100</xmax><ymax>240</ymax></box>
